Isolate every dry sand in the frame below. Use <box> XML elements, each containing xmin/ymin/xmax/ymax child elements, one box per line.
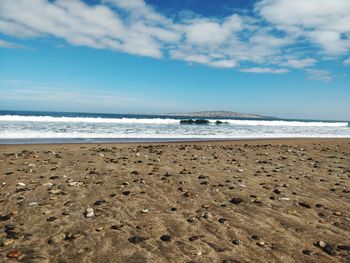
<box><xmin>0</xmin><ymin>139</ymin><xmax>349</xmax><ymax>263</ymax></box>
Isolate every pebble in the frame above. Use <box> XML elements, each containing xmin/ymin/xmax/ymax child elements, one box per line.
<box><xmin>302</xmin><ymin>249</ymin><xmax>312</xmax><ymax>255</ymax></box>
<box><xmin>298</xmin><ymin>202</ymin><xmax>311</xmax><ymax>208</ymax></box>
<box><xmin>140</xmin><ymin>208</ymin><xmax>149</xmax><ymax>213</ymax></box>
<box><xmin>28</xmin><ymin>202</ymin><xmax>38</xmax><ymax>207</ymax></box>
<box><xmin>232</xmin><ymin>239</ymin><xmax>241</xmax><ymax>245</ymax></box>
<box><xmin>7</xmin><ymin>250</ymin><xmax>21</xmax><ymax>260</ymax></box>
<box><xmin>251</xmin><ymin>235</ymin><xmax>260</xmax><ymax>240</ymax></box>
<box><xmin>94</xmin><ymin>200</ymin><xmax>105</xmax><ymax>205</ymax></box>
<box><xmin>317</xmin><ymin>240</ymin><xmax>335</xmax><ymax>255</ymax></box>
<box><xmin>230</xmin><ymin>197</ymin><xmax>243</xmax><ymax>204</ymax></box>
<box><xmin>337</xmin><ymin>245</ymin><xmax>350</xmax><ymax>251</ymax></box>
<box><xmin>85</xmin><ymin>208</ymin><xmax>94</xmax><ymax>218</ymax></box>
<box><xmin>2</xmin><ymin>238</ymin><xmax>15</xmax><ymax>246</ymax></box>
<box><xmin>189</xmin><ymin>236</ymin><xmax>199</xmax><ymax>242</ymax></box>
<box><xmin>128</xmin><ymin>236</ymin><xmax>145</xmax><ymax>244</ymax></box>
<box><xmin>257</xmin><ymin>241</ymin><xmax>265</xmax><ymax>246</ymax></box>
<box><xmin>160</xmin><ymin>235</ymin><xmax>172</xmax><ymax>242</ymax></box>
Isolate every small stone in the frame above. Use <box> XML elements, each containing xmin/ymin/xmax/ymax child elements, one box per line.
<box><xmin>99</xmin><ymin>153</ymin><xmax>105</xmax><ymax>158</ymax></box>
<box><xmin>218</xmin><ymin>218</ymin><xmax>228</xmax><ymax>224</ymax></box>
<box><xmin>187</xmin><ymin>216</ymin><xmax>196</xmax><ymax>223</ymax></box>
<box><xmin>10</xmin><ymin>210</ymin><xmax>18</xmax><ymax>216</ymax></box>
<box><xmin>333</xmin><ymin>211</ymin><xmax>341</xmax><ymax>216</ymax></box>
<box><xmin>222</xmin><ymin>260</ymin><xmax>240</xmax><ymax>263</ymax></box>
<box><xmin>317</xmin><ymin>240</ymin><xmax>327</xmax><ymax>248</ymax></box>
<box><xmin>17</xmin><ymin>182</ymin><xmax>26</xmax><ymax>187</ymax></box>
<box><xmin>251</xmin><ymin>235</ymin><xmax>260</xmax><ymax>240</ymax></box>
<box><xmin>299</xmin><ymin>202</ymin><xmax>311</xmax><ymax>208</ymax></box>
<box><xmin>302</xmin><ymin>249</ymin><xmax>312</xmax><ymax>255</ymax></box>
<box><xmin>2</xmin><ymin>238</ymin><xmax>15</xmax><ymax>246</ymax></box>
<box><xmin>230</xmin><ymin>197</ymin><xmax>243</xmax><ymax>204</ymax></box>
<box><xmin>257</xmin><ymin>241</ymin><xmax>265</xmax><ymax>246</ymax></box>
<box><xmin>128</xmin><ymin>236</ymin><xmax>145</xmax><ymax>244</ymax></box>
<box><xmin>47</xmin><ymin>216</ymin><xmax>58</xmax><ymax>222</ymax></box>
<box><xmin>273</xmin><ymin>189</ymin><xmax>281</xmax><ymax>194</ymax></box>
<box><xmin>7</xmin><ymin>250</ymin><xmax>21</xmax><ymax>259</ymax></box>
<box><xmin>94</xmin><ymin>200</ymin><xmax>105</xmax><ymax>205</ymax></box>
<box><xmin>122</xmin><ymin>191</ymin><xmax>130</xmax><ymax>196</ymax></box>
<box><xmin>85</xmin><ymin>208</ymin><xmax>94</xmax><ymax>218</ymax></box>
<box><xmin>189</xmin><ymin>236</ymin><xmax>199</xmax><ymax>242</ymax></box>
<box><xmin>28</xmin><ymin>202</ymin><xmax>38</xmax><ymax>207</ymax></box>
<box><xmin>183</xmin><ymin>192</ymin><xmax>192</xmax><ymax>197</ymax></box>
<box><xmin>323</xmin><ymin>244</ymin><xmax>335</xmax><ymax>255</ymax></box>
<box><xmin>95</xmin><ymin>227</ymin><xmax>104</xmax><ymax>232</ymax></box>
<box><xmin>160</xmin><ymin>235</ymin><xmax>172</xmax><ymax>242</ymax></box>
<box><xmin>0</xmin><ymin>215</ymin><xmax>11</xmax><ymax>221</ymax></box>
<box><xmin>232</xmin><ymin>239</ymin><xmax>241</xmax><ymax>245</ymax></box>
<box><xmin>337</xmin><ymin>245</ymin><xmax>350</xmax><ymax>251</ymax></box>
<box><xmin>140</xmin><ymin>208</ymin><xmax>149</xmax><ymax>213</ymax></box>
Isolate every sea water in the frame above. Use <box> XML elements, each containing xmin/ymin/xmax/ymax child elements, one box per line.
<box><xmin>0</xmin><ymin>110</ymin><xmax>349</xmax><ymax>144</ymax></box>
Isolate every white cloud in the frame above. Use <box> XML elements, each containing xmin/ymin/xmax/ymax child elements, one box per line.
<box><xmin>344</xmin><ymin>57</ymin><xmax>350</xmax><ymax>65</ymax></box>
<box><xmin>257</xmin><ymin>0</ymin><xmax>350</xmax><ymax>55</ymax></box>
<box><xmin>0</xmin><ymin>0</ymin><xmax>349</xmax><ymax>76</ymax></box>
<box><xmin>281</xmin><ymin>58</ymin><xmax>316</xmax><ymax>68</ymax></box>
<box><xmin>0</xmin><ymin>39</ymin><xmax>25</xmax><ymax>49</ymax></box>
<box><xmin>239</xmin><ymin>67</ymin><xmax>289</xmax><ymax>74</ymax></box>
<box><xmin>306</xmin><ymin>69</ymin><xmax>332</xmax><ymax>82</ymax></box>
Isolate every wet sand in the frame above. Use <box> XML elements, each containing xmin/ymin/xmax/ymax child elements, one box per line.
<box><xmin>0</xmin><ymin>139</ymin><xmax>349</xmax><ymax>262</ymax></box>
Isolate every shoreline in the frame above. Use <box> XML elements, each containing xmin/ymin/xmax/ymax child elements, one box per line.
<box><xmin>1</xmin><ymin>137</ymin><xmax>350</xmax><ymax>146</ymax></box>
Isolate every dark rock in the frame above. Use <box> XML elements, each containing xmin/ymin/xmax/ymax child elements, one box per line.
<box><xmin>128</xmin><ymin>236</ymin><xmax>145</xmax><ymax>244</ymax></box>
<box><xmin>218</xmin><ymin>218</ymin><xmax>228</xmax><ymax>224</ymax></box>
<box><xmin>94</xmin><ymin>200</ymin><xmax>105</xmax><ymax>205</ymax></box>
<box><xmin>0</xmin><ymin>215</ymin><xmax>11</xmax><ymax>221</ymax></box>
<box><xmin>222</xmin><ymin>260</ymin><xmax>240</xmax><ymax>263</ymax></box>
<box><xmin>46</xmin><ymin>216</ymin><xmax>58</xmax><ymax>222</ymax></box>
<box><xmin>302</xmin><ymin>249</ymin><xmax>313</xmax><ymax>255</ymax></box>
<box><xmin>160</xmin><ymin>235</ymin><xmax>172</xmax><ymax>242</ymax></box>
<box><xmin>337</xmin><ymin>245</ymin><xmax>350</xmax><ymax>251</ymax></box>
<box><xmin>299</xmin><ymin>202</ymin><xmax>311</xmax><ymax>208</ymax></box>
<box><xmin>122</xmin><ymin>191</ymin><xmax>130</xmax><ymax>196</ymax></box>
<box><xmin>232</xmin><ymin>239</ymin><xmax>241</xmax><ymax>245</ymax></box>
<box><xmin>230</xmin><ymin>198</ymin><xmax>243</xmax><ymax>204</ymax></box>
<box><xmin>251</xmin><ymin>235</ymin><xmax>260</xmax><ymax>240</ymax></box>
<box><xmin>189</xmin><ymin>236</ymin><xmax>199</xmax><ymax>242</ymax></box>
<box><xmin>323</xmin><ymin>244</ymin><xmax>336</xmax><ymax>255</ymax></box>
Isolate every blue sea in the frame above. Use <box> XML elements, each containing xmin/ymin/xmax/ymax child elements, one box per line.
<box><xmin>0</xmin><ymin>110</ymin><xmax>349</xmax><ymax>144</ymax></box>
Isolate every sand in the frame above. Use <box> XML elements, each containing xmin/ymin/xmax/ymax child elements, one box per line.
<box><xmin>0</xmin><ymin>139</ymin><xmax>349</xmax><ymax>263</ymax></box>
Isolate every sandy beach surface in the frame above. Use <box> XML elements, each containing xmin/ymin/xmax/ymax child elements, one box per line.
<box><xmin>0</xmin><ymin>139</ymin><xmax>349</xmax><ymax>263</ymax></box>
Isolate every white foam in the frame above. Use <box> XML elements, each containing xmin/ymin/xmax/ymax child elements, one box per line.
<box><xmin>0</xmin><ymin>115</ymin><xmax>179</xmax><ymax>124</ymax></box>
<box><xmin>219</xmin><ymin>119</ymin><xmax>348</xmax><ymax>127</ymax></box>
<box><xmin>0</xmin><ymin>115</ymin><xmax>348</xmax><ymax>127</ymax></box>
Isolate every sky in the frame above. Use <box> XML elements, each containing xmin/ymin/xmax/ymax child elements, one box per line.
<box><xmin>0</xmin><ymin>0</ymin><xmax>349</xmax><ymax>120</ymax></box>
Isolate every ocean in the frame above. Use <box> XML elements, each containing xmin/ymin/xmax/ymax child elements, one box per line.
<box><xmin>0</xmin><ymin>110</ymin><xmax>349</xmax><ymax>144</ymax></box>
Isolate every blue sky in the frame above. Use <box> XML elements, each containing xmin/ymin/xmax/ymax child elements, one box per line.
<box><xmin>0</xmin><ymin>0</ymin><xmax>349</xmax><ymax>120</ymax></box>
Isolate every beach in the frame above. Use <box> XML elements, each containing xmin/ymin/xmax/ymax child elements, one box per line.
<box><xmin>0</xmin><ymin>138</ymin><xmax>349</xmax><ymax>262</ymax></box>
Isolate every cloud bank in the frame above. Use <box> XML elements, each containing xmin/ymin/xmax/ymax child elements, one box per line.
<box><xmin>0</xmin><ymin>0</ymin><xmax>349</xmax><ymax>78</ymax></box>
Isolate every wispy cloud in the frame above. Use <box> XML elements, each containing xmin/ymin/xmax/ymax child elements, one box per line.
<box><xmin>344</xmin><ymin>57</ymin><xmax>350</xmax><ymax>65</ymax></box>
<box><xmin>0</xmin><ymin>0</ymin><xmax>349</xmax><ymax>78</ymax></box>
<box><xmin>239</xmin><ymin>67</ymin><xmax>289</xmax><ymax>74</ymax></box>
<box><xmin>0</xmin><ymin>39</ymin><xmax>25</xmax><ymax>49</ymax></box>
<box><xmin>306</xmin><ymin>69</ymin><xmax>332</xmax><ymax>82</ymax></box>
